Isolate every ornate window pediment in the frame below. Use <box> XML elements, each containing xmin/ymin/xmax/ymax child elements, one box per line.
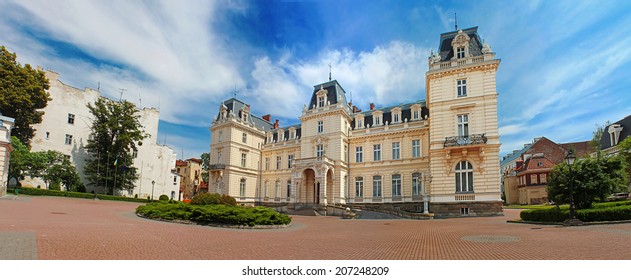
<box><xmin>316</xmin><ymin>85</ymin><xmax>328</xmax><ymax>108</ymax></box>
<box><xmin>451</xmin><ymin>30</ymin><xmax>470</xmax><ymax>60</ymax></box>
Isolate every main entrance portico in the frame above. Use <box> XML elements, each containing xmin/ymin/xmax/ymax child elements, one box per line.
<box><xmin>291</xmin><ymin>156</ymin><xmax>335</xmax><ymax>208</ymax></box>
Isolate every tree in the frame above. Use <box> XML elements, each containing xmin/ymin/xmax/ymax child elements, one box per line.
<box><xmin>200</xmin><ymin>152</ymin><xmax>209</xmax><ymax>183</ymax></box>
<box><xmin>83</xmin><ymin>97</ymin><xmax>147</xmax><ymax>195</ymax></box>
<box><xmin>617</xmin><ymin>136</ymin><xmax>631</xmax><ymax>187</ymax></box>
<box><xmin>548</xmin><ymin>156</ymin><xmax>628</xmax><ymax>209</ymax></box>
<box><xmin>0</xmin><ymin>46</ymin><xmax>50</xmax><ymax>146</ymax></box>
<box><xmin>591</xmin><ymin>121</ymin><xmax>610</xmax><ymax>160</ymax></box>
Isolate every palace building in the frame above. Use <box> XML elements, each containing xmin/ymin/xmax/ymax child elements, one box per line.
<box><xmin>208</xmin><ymin>26</ymin><xmax>502</xmax><ymax>217</ymax></box>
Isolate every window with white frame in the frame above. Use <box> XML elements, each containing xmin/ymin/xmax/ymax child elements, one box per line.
<box><xmin>393</xmin><ymin>113</ymin><xmax>400</xmax><ymax>123</ymax></box>
<box><xmin>265</xmin><ymin>157</ymin><xmax>270</xmax><ymax>171</ymax></box>
<box><xmin>318</xmin><ymin>96</ymin><xmax>325</xmax><ymax>107</ymax></box>
<box><xmin>392</xmin><ymin>174</ymin><xmax>402</xmax><ymax>197</ymax></box>
<box><xmin>455</xmin><ymin>161</ymin><xmax>474</xmax><ymax>193</ymax></box>
<box><xmin>290</xmin><ymin>129</ymin><xmax>295</xmax><ymax>139</ymax></box>
<box><xmin>392</xmin><ymin>142</ymin><xmax>400</xmax><ymax>160</ymax></box>
<box><xmin>242</xmin><ymin>132</ymin><xmax>247</xmax><ymax>144</ymax></box>
<box><xmin>317</xmin><ymin>120</ymin><xmax>324</xmax><ymax>133</ymax></box>
<box><xmin>413</xmin><ymin>110</ymin><xmax>419</xmax><ymax>120</ymax></box>
<box><xmin>275</xmin><ymin>181</ymin><xmax>281</xmax><ymax>198</ymax></box>
<box><xmin>64</xmin><ymin>134</ymin><xmax>73</xmax><ymax>145</ymax></box>
<box><xmin>372</xmin><ymin>176</ymin><xmax>382</xmax><ymax>197</ymax></box>
<box><xmin>316</xmin><ymin>144</ymin><xmax>324</xmax><ymax>157</ymax></box>
<box><xmin>241</xmin><ymin>153</ymin><xmax>247</xmax><ymax>167</ymax></box>
<box><xmin>239</xmin><ymin>178</ymin><xmax>246</xmax><ymax>197</ymax></box>
<box><xmin>218</xmin><ymin>131</ymin><xmax>223</xmax><ymax>142</ymax></box>
<box><xmin>356</xmin><ymin>146</ymin><xmax>363</xmax><ymax>163</ymax></box>
<box><xmin>457</xmin><ymin>114</ymin><xmax>469</xmax><ymax>137</ymax></box>
<box><xmin>457</xmin><ymin>79</ymin><xmax>467</xmax><ymax>97</ymax></box>
<box><xmin>276</xmin><ymin>156</ymin><xmax>282</xmax><ymax>170</ymax></box>
<box><xmin>357</xmin><ymin>119</ymin><xmax>363</xmax><ymax>129</ymax></box>
<box><xmin>288</xmin><ymin>154</ymin><xmax>293</xmax><ymax>169</ymax></box>
<box><xmin>412</xmin><ymin>139</ymin><xmax>421</xmax><ymax>158</ymax></box>
<box><xmin>264</xmin><ymin>181</ymin><xmax>269</xmax><ymax>197</ymax></box>
<box><xmin>456</xmin><ymin>47</ymin><xmax>465</xmax><ymax>59</ymax></box>
<box><xmin>375</xmin><ymin>116</ymin><xmax>381</xmax><ymax>125</ymax></box>
<box><xmin>355</xmin><ymin>177</ymin><xmax>363</xmax><ymax>197</ymax></box>
<box><xmin>373</xmin><ymin>144</ymin><xmax>381</xmax><ymax>161</ymax></box>
<box><xmin>286</xmin><ymin>180</ymin><xmax>292</xmax><ymax>198</ymax></box>
<box><xmin>67</xmin><ymin>113</ymin><xmax>75</xmax><ymax>124</ymax></box>
<box><xmin>412</xmin><ymin>173</ymin><xmax>422</xmax><ymax>195</ymax></box>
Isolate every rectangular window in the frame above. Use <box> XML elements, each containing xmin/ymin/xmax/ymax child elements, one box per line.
<box><xmin>457</xmin><ymin>47</ymin><xmax>465</xmax><ymax>59</ymax></box>
<box><xmin>355</xmin><ymin>146</ymin><xmax>363</xmax><ymax>163</ymax></box>
<box><xmin>317</xmin><ymin>120</ymin><xmax>324</xmax><ymax>133</ymax></box>
<box><xmin>241</xmin><ymin>153</ymin><xmax>247</xmax><ymax>168</ymax></box>
<box><xmin>67</xmin><ymin>113</ymin><xmax>75</xmax><ymax>124</ymax></box>
<box><xmin>240</xmin><ymin>179</ymin><xmax>246</xmax><ymax>197</ymax></box>
<box><xmin>357</xmin><ymin>119</ymin><xmax>363</xmax><ymax>128</ymax></box>
<box><xmin>541</xmin><ymin>173</ymin><xmax>547</xmax><ymax>183</ymax></box>
<box><xmin>217</xmin><ymin>152</ymin><xmax>222</xmax><ymax>163</ymax></box>
<box><xmin>242</xmin><ymin>132</ymin><xmax>247</xmax><ymax>144</ymax></box>
<box><xmin>218</xmin><ymin>131</ymin><xmax>222</xmax><ymax>142</ymax></box>
<box><xmin>288</xmin><ymin>154</ymin><xmax>294</xmax><ymax>169</ymax></box>
<box><xmin>355</xmin><ymin>177</ymin><xmax>364</xmax><ymax>197</ymax></box>
<box><xmin>531</xmin><ymin>174</ymin><xmax>538</xmax><ymax>185</ymax></box>
<box><xmin>64</xmin><ymin>134</ymin><xmax>73</xmax><ymax>145</ymax></box>
<box><xmin>457</xmin><ymin>79</ymin><xmax>467</xmax><ymax>97</ymax></box>
<box><xmin>412</xmin><ymin>173</ymin><xmax>421</xmax><ymax>195</ymax></box>
<box><xmin>373</xmin><ymin>144</ymin><xmax>381</xmax><ymax>161</ymax></box>
<box><xmin>392</xmin><ymin>142</ymin><xmax>400</xmax><ymax>160</ymax></box>
<box><xmin>412</xmin><ymin>140</ymin><xmax>421</xmax><ymax>158</ymax></box>
<box><xmin>264</xmin><ymin>181</ymin><xmax>269</xmax><ymax>197</ymax></box>
<box><xmin>375</xmin><ymin>116</ymin><xmax>381</xmax><ymax>125</ymax></box>
<box><xmin>316</xmin><ymin>144</ymin><xmax>324</xmax><ymax>157</ymax></box>
<box><xmin>392</xmin><ymin>174</ymin><xmax>401</xmax><ymax>197</ymax></box>
<box><xmin>290</xmin><ymin>130</ymin><xmax>295</xmax><ymax>139</ymax></box>
<box><xmin>318</xmin><ymin>96</ymin><xmax>325</xmax><ymax>107</ymax></box>
<box><xmin>413</xmin><ymin>111</ymin><xmax>419</xmax><ymax>120</ymax></box>
<box><xmin>457</xmin><ymin>114</ymin><xmax>469</xmax><ymax>137</ymax></box>
<box><xmin>394</xmin><ymin>114</ymin><xmax>400</xmax><ymax>123</ymax></box>
<box><xmin>265</xmin><ymin>158</ymin><xmax>270</xmax><ymax>171</ymax></box>
<box><xmin>372</xmin><ymin>176</ymin><xmax>382</xmax><ymax>197</ymax></box>
<box><xmin>344</xmin><ymin>145</ymin><xmax>348</xmax><ymax>162</ymax></box>
<box><xmin>276</xmin><ymin>156</ymin><xmax>282</xmax><ymax>170</ymax></box>
<box><xmin>275</xmin><ymin>181</ymin><xmax>281</xmax><ymax>198</ymax></box>
<box><xmin>45</xmin><ymin>132</ymin><xmax>50</xmax><ymax>140</ymax></box>
<box><xmin>287</xmin><ymin>180</ymin><xmax>292</xmax><ymax>198</ymax></box>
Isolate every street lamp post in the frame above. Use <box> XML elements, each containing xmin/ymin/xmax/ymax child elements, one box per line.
<box><xmin>564</xmin><ymin>150</ymin><xmax>582</xmax><ymax>226</ymax></box>
<box><xmin>151</xmin><ymin>180</ymin><xmax>155</xmax><ymax>201</ymax></box>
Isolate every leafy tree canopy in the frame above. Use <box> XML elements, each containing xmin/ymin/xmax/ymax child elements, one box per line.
<box><xmin>201</xmin><ymin>152</ymin><xmax>209</xmax><ymax>183</ymax></box>
<box><xmin>0</xmin><ymin>46</ymin><xmax>50</xmax><ymax>146</ymax></box>
<box><xmin>83</xmin><ymin>97</ymin><xmax>147</xmax><ymax>195</ymax></box>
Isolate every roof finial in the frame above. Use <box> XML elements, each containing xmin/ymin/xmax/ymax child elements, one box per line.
<box><xmin>454</xmin><ymin>13</ymin><xmax>458</xmax><ymax>30</ymax></box>
<box><xmin>233</xmin><ymin>85</ymin><xmax>237</xmax><ymax>99</ymax></box>
<box><xmin>328</xmin><ymin>63</ymin><xmax>332</xmax><ymax>81</ymax></box>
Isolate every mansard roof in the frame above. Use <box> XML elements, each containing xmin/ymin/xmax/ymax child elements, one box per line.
<box><xmin>268</xmin><ymin>124</ymin><xmax>302</xmax><ymax>143</ymax></box>
<box><xmin>351</xmin><ymin>101</ymin><xmax>428</xmax><ymax>128</ymax></box>
<box><xmin>220</xmin><ymin>98</ymin><xmax>274</xmax><ymax>131</ymax></box>
<box><xmin>308</xmin><ymin>80</ymin><xmax>351</xmax><ymax>110</ymax></box>
<box><xmin>600</xmin><ymin>114</ymin><xmax>631</xmax><ymax>150</ymax></box>
<box><xmin>437</xmin><ymin>26</ymin><xmax>484</xmax><ymax>62</ymax></box>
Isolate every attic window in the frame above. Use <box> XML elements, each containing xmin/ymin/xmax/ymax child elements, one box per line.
<box><xmin>318</xmin><ymin>96</ymin><xmax>325</xmax><ymax>107</ymax></box>
<box><xmin>456</xmin><ymin>47</ymin><xmax>465</xmax><ymax>59</ymax></box>
<box><xmin>537</xmin><ymin>161</ymin><xmax>543</xmax><ymax>167</ymax></box>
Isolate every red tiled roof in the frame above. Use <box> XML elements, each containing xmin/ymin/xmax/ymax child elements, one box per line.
<box><xmin>559</xmin><ymin>141</ymin><xmax>595</xmax><ymax>158</ymax></box>
<box><xmin>187</xmin><ymin>158</ymin><xmax>202</xmax><ymax>164</ymax></box>
<box><xmin>176</xmin><ymin>160</ymin><xmax>187</xmax><ymax>166</ymax></box>
<box><xmin>518</xmin><ymin>155</ymin><xmax>554</xmax><ymax>173</ymax></box>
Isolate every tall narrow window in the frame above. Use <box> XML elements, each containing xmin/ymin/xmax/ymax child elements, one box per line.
<box><xmin>241</xmin><ymin>153</ymin><xmax>247</xmax><ymax>168</ymax></box>
<box><xmin>218</xmin><ymin>131</ymin><xmax>222</xmax><ymax>142</ymax></box>
<box><xmin>265</xmin><ymin>157</ymin><xmax>270</xmax><ymax>171</ymax></box>
<box><xmin>242</xmin><ymin>132</ymin><xmax>247</xmax><ymax>144</ymax></box>
<box><xmin>393</xmin><ymin>114</ymin><xmax>400</xmax><ymax>123</ymax></box>
<box><xmin>67</xmin><ymin>113</ymin><xmax>75</xmax><ymax>124</ymax></box>
<box><xmin>412</xmin><ymin>173</ymin><xmax>422</xmax><ymax>195</ymax></box>
<box><xmin>288</xmin><ymin>154</ymin><xmax>294</xmax><ymax>169</ymax></box>
<box><xmin>372</xmin><ymin>176</ymin><xmax>382</xmax><ymax>197</ymax></box>
<box><xmin>412</xmin><ymin>140</ymin><xmax>421</xmax><ymax>158</ymax></box>
<box><xmin>317</xmin><ymin>121</ymin><xmax>324</xmax><ymax>133</ymax></box>
<box><xmin>64</xmin><ymin>134</ymin><xmax>73</xmax><ymax>145</ymax></box>
<box><xmin>375</xmin><ymin>116</ymin><xmax>381</xmax><ymax>125</ymax></box>
<box><xmin>457</xmin><ymin>79</ymin><xmax>467</xmax><ymax>97</ymax></box>
<box><xmin>355</xmin><ymin>146</ymin><xmax>363</xmax><ymax>163</ymax></box>
<box><xmin>316</xmin><ymin>144</ymin><xmax>324</xmax><ymax>157</ymax></box>
<box><xmin>457</xmin><ymin>114</ymin><xmax>469</xmax><ymax>137</ymax></box>
<box><xmin>276</xmin><ymin>156</ymin><xmax>282</xmax><ymax>170</ymax></box>
<box><xmin>290</xmin><ymin>130</ymin><xmax>295</xmax><ymax>139</ymax></box>
<box><xmin>355</xmin><ymin>177</ymin><xmax>364</xmax><ymax>197</ymax></box>
<box><xmin>392</xmin><ymin>142</ymin><xmax>400</xmax><ymax>160</ymax></box>
<box><xmin>455</xmin><ymin>161</ymin><xmax>474</xmax><ymax>193</ymax></box>
<box><xmin>218</xmin><ymin>152</ymin><xmax>222</xmax><ymax>163</ymax></box>
<box><xmin>456</xmin><ymin>47</ymin><xmax>465</xmax><ymax>59</ymax></box>
<box><xmin>392</xmin><ymin>174</ymin><xmax>401</xmax><ymax>197</ymax></box>
<box><xmin>413</xmin><ymin>110</ymin><xmax>419</xmax><ymax>120</ymax></box>
<box><xmin>286</xmin><ymin>180</ymin><xmax>292</xmax><ymax>198</ymax></box>
<box><xmin>264</xmin><ymin>181</ymin><xmax>269</xmax><ymax>198</ymax></box>
<box><xmin>318</xmin><ymin>96</ymin><xmax>325</xmax><ymax>107</ymax></box>
<box><xmin>541</xmin><ymin>173</ymin><xmax>547</xmax><ymax>183</ymax></box>
<box><xmin>275</xmin><ymin>181</ymin><xmax>281</xmax><ymax>198</ymax></box>
<box><xmin>344</xmin><ymin>145</ymin><xmax>348</xmax><ymax>162</ymax></box>
<box><xmin>45</xmin><ymin>132</ymin><xmax>50</xmax><ymax>140</ymax></box>
<box><xmin>239</xmin><ymin>178</ymin><xmax>246</xmax><ymax>197</ymax></box>
<box><xmin>357</xmin><ymin>119</ymin><xmax>363</xmax><ymax>128</ymax></box>
<box><xmin>373</xmin><ymin>144</ymin><xmax>381</xmax><ymax>161</ymax></box>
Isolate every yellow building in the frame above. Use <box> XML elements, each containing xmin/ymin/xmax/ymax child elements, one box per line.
<box><xmin>208</xmin><ymin>26</ymin><xmax>502</xmax><ymax>217</ymax></box>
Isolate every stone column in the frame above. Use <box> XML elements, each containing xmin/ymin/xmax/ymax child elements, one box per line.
<box><xmin>320</xmin><ymin>176</ymin><xmax>327</xmax><ymax>206</ymax></box>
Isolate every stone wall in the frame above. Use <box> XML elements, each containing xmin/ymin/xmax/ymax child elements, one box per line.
<box><xmin>429</xmin><ymin>201</ymin><xmax>503</xmax><ymax>217</ymax></box>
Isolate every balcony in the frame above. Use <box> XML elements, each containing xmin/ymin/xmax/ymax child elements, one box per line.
<box><xmin>293</xmin><ymin>156</ymin><xmax>335</xmax><ymax>167</ymax></box>
<box><xmin>444</xmin><ymin>134</ymin><xmax>487</xmax><ymax>148</ymax></box>
<box><xmin>208</xmin><ymin>164</ymin><xmax>226</xmax><ymax>171</ymax></box>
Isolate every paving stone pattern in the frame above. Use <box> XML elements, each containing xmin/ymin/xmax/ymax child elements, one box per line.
<box><xmin>1</xmin><ymin>195</ymin><xmax>631</xmax><ymax>260</ymax></box>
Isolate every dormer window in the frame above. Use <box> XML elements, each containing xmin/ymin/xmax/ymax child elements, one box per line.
<box><xmin>289</xmin><ymin>128</ymin><xmax>296</xmax><ymax>140</ymax></box>
<box><xmin>456</xmin><ymin>47</ymin><xmax>465</xmax><ymax>59</ymax></box>
<box><xmin>391</xmin><ymin>107</ymin><xmax>402</xmax><ymax>124</ymax></box>
<box><xmin>266</xmin><ymin>132</ymin><xmax>273</xmax><ymax>143</ymax></box>
<box><xmin>413</xmin><ymin>111</ymin><xmax>419</xmax><ymax>120</ymax></box>
<box><xmin>277</xmin><ymin>129</ymin><xmax>284</xmax><ymax>141</ymax></box>
<box><xmin>357</xmin><ymin>119</ymin><xmax>363</xmax><ymax>129</ymax></box>
<box><xmin>318</xmin><ymin>96</ymin><xmax>325</xmax><ymax>107</ymax></box>
<box><xmin>375</xmin><ymin>116</ymin><xmax>381</xmax><ymax>125</ymax></box>
<box><xmin>451</xmin><ymin>30</ymin><xmax>471</xmax><ymax>61</ymax></box>
<box><xmin>609</xmin><ymin>124</ymin><xmax>623</xmax><ymax>146</ymax></box>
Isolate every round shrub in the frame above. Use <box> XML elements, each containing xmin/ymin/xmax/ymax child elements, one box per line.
<box><xmin>190</xmin><ymin>193</ymin><xmax>221</xmax><ymax>205</ymax></box>
<box><xmin>220</xmin><ymin>194</ymin><xmax>237</xmax><ymax>206</ymax></box>
<box><xmin>159</xmin><ymin>194</ymin><xmax>169</xmax><ymax>201</ymax></box>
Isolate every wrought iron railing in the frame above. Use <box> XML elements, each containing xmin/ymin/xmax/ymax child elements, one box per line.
<box><xmin>208</xmin><ymin>164</ymin><xmax>226</xmax><ymax>170</ymax></box>
<box><xmin>444</xmin><ymin>134</ymin><xmax>487</xmax><ymax>147</ymax></box>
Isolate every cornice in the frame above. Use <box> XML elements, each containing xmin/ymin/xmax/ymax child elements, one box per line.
<box><xmin>427</xmin><ymin>61</ymin><xmax>499</xmax><ymax>80</ymax></box>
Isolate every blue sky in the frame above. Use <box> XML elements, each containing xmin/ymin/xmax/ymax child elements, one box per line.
<box><xmin>2</xmin><ymin>0</ymin><xmax>631</xmax><ymax>159</ymax></box>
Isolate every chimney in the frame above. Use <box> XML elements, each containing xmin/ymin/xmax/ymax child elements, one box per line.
<box><xmin>274</xmin><ymin>119</ymin><xmax>279</xmax><ymax>129</ymax></box>
<box><xmin>369</xmin><ymin>103</ymin><xmax>375</xmax><ymax>110</ymax></box>
<box><xmin>262</xmin><ymin>114</ymin><xmax>271</xmax><ymax>122</ymax></box>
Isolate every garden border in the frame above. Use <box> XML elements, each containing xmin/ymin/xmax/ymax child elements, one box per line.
<box><xmin>136</xmin><ymin>213</ymin><xmax>292</xmax><ymax>229</ymax></box>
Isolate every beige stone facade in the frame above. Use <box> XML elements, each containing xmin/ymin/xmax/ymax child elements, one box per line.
<box><xmin>208</xmin><ymin>27</ymin><xmax>502</xmax><ymax>217</ymax></box>
<box><xmin>0</xmin><ymin>114</ymin><xmax>15</xmax><ymax>196</ymax></box>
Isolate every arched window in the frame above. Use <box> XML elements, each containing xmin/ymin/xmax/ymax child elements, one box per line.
<box><xmin>239</xmin><ymin>178</ymin><xmax>246</xmax><ymax>197</ymax></box>
<box><xmin>455</xmin><ymin>161</ymin><xmax>474</xmax><ymax>193</ymax></box>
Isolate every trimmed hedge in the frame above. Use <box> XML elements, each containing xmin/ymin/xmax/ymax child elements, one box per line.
<box><xmin>8</xmin><ymin>187</ymin><xmax>150</xmax><ymax>203</ymax></box>
<box><xmin>520</xmin><ymin>203</ymin><xmax>631</xmax><ymax>223</ymax></box>
<box><xmin>136</xmin><ymin>202</ymin><xmax>291</xmax><ymax>226</ymax></box>
<box><xmin>190</xmin><ymin>193</ymin><xmax>237</xmax><ymax>206</ymax></box>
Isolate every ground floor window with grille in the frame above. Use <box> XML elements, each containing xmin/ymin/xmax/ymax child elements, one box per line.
<box><xmin>372</xmin><ymin>176</ymin><xmax>382</xmax><ymax>197</ymax></box>
<box><xmin>392</xmin><ymin>174</ymin><xmax>401</xmax><ymax>196</ymax></box>
<box><xmin>239</xmin><ymin>178</ymin><xmax>246</xmax><ymax>197</ymax></box>
<box><xmin>355</xmin><ymin>177</ymin><xmax>363</xmax><ymax>197</ymax></box>
<box><xmin>412</xmin><ymin>173</ymin><xmax>421</xmax><ymax>195</ymax></box>
<box><xmin>455</xmin><ymin>161</ymin><xmax>474</xmax><ymax>193</ymax></box>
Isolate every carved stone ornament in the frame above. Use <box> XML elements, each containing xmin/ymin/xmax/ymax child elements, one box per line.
<box><xmin>451</xmin><ymin>30</ymin><xmax>470</xmax><ymax>47</ymax></box>
<box><xmin>429</xmin><ymin>51</ymin><xmax>441</xmax><ymax>64</ymax></box>
<box><xmin>482</xmin><ymin>42</ymin><xmax>492</xmax><ymax>54</ymax></box>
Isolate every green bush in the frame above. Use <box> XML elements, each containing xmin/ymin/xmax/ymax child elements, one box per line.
<box><xmin>8</xmin><ymin>187</ymin><xmax>150</xmax><ymax>203</ymax></box>
<box><xmin>190</xmin><ymin>193</ymin><xmax>237</xmax><ymax>206</ymax></box>
<box><xmin>220</xmin><ymin>194</ymin><xmax>237</xmax><ymax>206</ymax></box>
<box><xmin>136</xmin><ymin>203</ymin><xmax>291</xmax><ymax>226</ymax></box>
<box><xmin>520</xmin><ymin>204</ymin><xmax>631</xmax><ymax>222</ymax></box>
<box><xmin>158</xmin><ymin>194</ymin><xmax>169</xmax><ymax>201</ymax></box>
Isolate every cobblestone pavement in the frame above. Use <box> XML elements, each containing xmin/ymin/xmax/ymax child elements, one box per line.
<box><xmin>1</xmin><ymin>195</ymin><xmax>630</xmax><ymax>260</ymax></box>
